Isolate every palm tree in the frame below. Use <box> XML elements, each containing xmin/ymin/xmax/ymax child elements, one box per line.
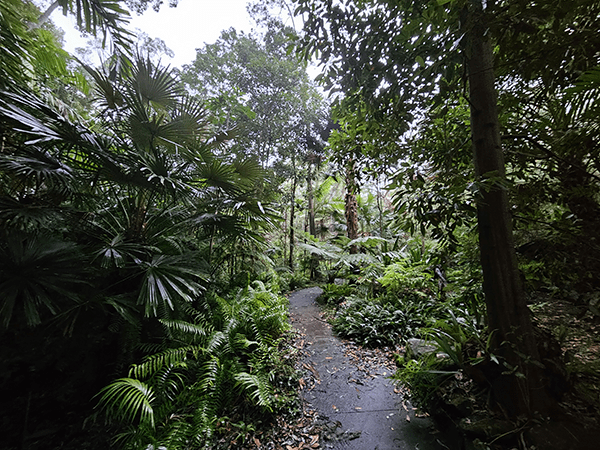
<box><xmin>0</xmin><ymin>53</ymin><xmax>281</xmax><ymax>447</ymax></box>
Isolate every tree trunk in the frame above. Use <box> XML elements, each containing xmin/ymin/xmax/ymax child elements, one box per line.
<box><xmin>289</xmin><ymin>173</ymin><xmax>297</xmax><ymax>269</ymax></box>
<box><xmin>28</xmin><ymin>0</ymin><xmax>60</xmax><ymax>31</ymax></box>
<box><xmin>467</xmin><ymin>1</ymin><xmax>550</xmax><ymax>416</ymax></box>
<box><xmin>307</xmin><ymin>167</ymin><xmax>316</xmax><ymax>237</ymax></box>
<box><xmin>282</xmin><ymin>208</ymin><xmax>288</xmax><ymax>265</ymax></box>
<box><xmin>345</xmin><ymin>159</ymin><xmax>359</xmax><ymax>254</ymax></box>
<box><xmin>306</xmin><ymin>166</ymin><xmax>320</xmax><ymax>280</ymax></box>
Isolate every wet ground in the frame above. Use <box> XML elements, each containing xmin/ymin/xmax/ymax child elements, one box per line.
<box><xmin>289</xmin><ymin>287</ymin><xmax>448</xmax><ymax>450</ymax></box>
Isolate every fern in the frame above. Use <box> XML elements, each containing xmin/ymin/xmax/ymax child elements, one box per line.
<box><xmin>99</xmin><ymin>378</ymin><xmax>156</xmax><ymax>428</ymax></box>
<box><xmin>129</xmin><ymin>346</ymin><xmax>199</xmax><ymax>379</ymax></box>
<box><xmin>234</xmin><ymin>372</ymin><xmax>275</xmax><ymax>411</ymax></box>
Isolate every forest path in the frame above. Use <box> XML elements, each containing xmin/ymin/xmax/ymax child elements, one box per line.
<box><xmin>288</xmin><ymin>287</ymin><xmax>446</xmax><ymax>450</ymax></box>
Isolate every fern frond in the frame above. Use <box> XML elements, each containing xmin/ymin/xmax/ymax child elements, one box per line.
<box><xmin>347</xmin><ymin>235</ymin><xmax>390</xmax><ymax>247</ymax></box>
<box><xmin>199</xmin><ymin>356</ymin><xmax>220</xmax><ymax>392</ymax></box>
<box><xmin>129</xmin><ymin>346</ymin><xmax>200</xmax><ymax>379</ymax></box>
<box><xmin>206</xmin><ymin>330</ymin><xmax>226</xmax><ymax>353</ymax></box>
<box><xmin>98</xmin><ymin>378</ymin><xmax>155</xmax><ymax>428</ymax></box>
<box><xmin>159</xmin><ymin>318</ymin><xmax>212</xmax><ymax>340</ymax></box>
<box><xmin>339</xmin><ymin>252</ymin><xmax>377</xmax><ymax>267</ymax></box>
<box><xmin>298</xmin><ymin>241</ymin><xmax>341</xmax><ymax>260</ymax></box>
<box><xmin>159</xmin><ymin>420</ymin><xmax>194</xmax><ymax>449</ymax></box>
<box><xmin>234</xmin><ymin>372</ymin><xmax>275</xmax><ymax>411</ymax></box>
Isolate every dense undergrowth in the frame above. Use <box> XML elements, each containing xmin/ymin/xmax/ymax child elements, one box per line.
<box><xmin>314</xmin><ymin>232</ymin><xmax>600</xmax><ymax>449</ymax></box>
<box><xmin>97</xmin><ymin>281</ymin><xmax>298</xmax><ymax>449</ymax></box>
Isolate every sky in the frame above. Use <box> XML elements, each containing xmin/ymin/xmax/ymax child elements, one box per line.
<box><xmin>49</xmin><ymin>0</ymin><xmax>255</xmax><ymax>67</ymax></box>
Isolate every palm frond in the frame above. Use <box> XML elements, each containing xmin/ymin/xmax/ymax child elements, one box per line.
<box><xmin>0</xmin><ymin>231</ymin><xmax>86</xmax><ymax>327</ymax></box>
<box><xmin>57</xmin><ymin>0</ymin><xmax>133</xmax><ymax>48</ymax></box>
<box><xmin>0</xmin><ymin>149</ymin><xmax>74</xmax><ymax>194</ymax></box>
<box><xmin>138</xmin><ymin>254</ymin><xmax>207</xmax><ymax>317</ymax></box>
<box><xmin>130</xmin><ymin>55</ymin><xmax>181</xmax><ymax>109</ymax></box>
<box><xmin>195</xmin><ymin>160</ymin><xmax>238</xmax><ymax>193</ymax></box>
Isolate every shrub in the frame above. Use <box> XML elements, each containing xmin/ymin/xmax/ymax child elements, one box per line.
<box><xmin>318</xmin><ymin>283</ymin><xmax>355</xmax><ymax>306</ymax></box>
<box><xmin>332</xmin><ymin>292</ymin><xmax>443</xmax><ymax>347</ymax></box>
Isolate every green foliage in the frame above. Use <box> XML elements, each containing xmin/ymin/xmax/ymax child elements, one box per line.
<box><xmin>333</xmin><ymin>297</ymin><xmax>407</xmax><ymax>347</ymax></box>
<box><xmin>0</xmin><ymin>230</ymin><xmax>87</xmax><ymax>328</ymax></box>
<box><xmin>285</xmin><ymin>272</ymin><xmax>310</xmax><ymax>291</ymax></box>
<box><xmin>97</xmin><ymin>282</ymin><xmax>294</xmax><ymax>449</ymax></box>
<box><xmin>0</xmin><ymin>45</ymin><xmax>288</xmax><ymax>447</ymax></box>
<box><xmin>318</xmin><ymin>283</ymin><xmax>355</xmax><ymax>306</ymax></box>
<box><xmin>378</xmin><ymin>260</ymin><xmax>435</xmax><ymax>295</ymax></box>
<box><xmin>393</xmin><ymin>354</ymin><xmax>457</xmax><ymax>410</ymax></box>
<box><xmin>332</xmin><ymin>291</ymin><xmax>443</xmax><ymax>348</ymax></box>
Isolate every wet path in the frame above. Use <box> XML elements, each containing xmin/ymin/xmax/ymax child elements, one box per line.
<box><xmin>288</xmin><ymin>287</ymin><xmax>446</xmax><ymax>450</ymax></box>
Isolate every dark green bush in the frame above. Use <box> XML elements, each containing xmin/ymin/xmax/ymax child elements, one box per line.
<box><xmin>332</xmin><ymin>292</ymin><xmax>443</xmax><ymax>347</ymax></box>
<box><xmin>318</xmin><ymin>283</ymin><xmax>355</xmax><ymax>306</ymax></box>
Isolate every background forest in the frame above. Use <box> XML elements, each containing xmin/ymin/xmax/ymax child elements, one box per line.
<box><xmin>1</xmin><ymin>0</ymin><xmax>599</xmax><ymax>449</ymax></box>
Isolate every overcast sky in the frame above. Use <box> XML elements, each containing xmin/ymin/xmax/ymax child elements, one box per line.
<box><xmin>50</xmin><ymin>0</ymin><xmax>255</xmax><ymax>67</ymax></box>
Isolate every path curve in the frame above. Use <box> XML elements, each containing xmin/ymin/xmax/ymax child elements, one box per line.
<box><xmin>289</xmin><ymin>287</ymin><xmax>446</xmax><ymax>450</ymax></box>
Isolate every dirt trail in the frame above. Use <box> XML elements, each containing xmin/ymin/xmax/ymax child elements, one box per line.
<box><xmin>289</xmin><ymin>287</ymin><xmax>447</xmax><ymax>450</ymax></box>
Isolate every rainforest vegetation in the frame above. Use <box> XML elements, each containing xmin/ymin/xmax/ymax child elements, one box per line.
<box><xmin>1</xmin><ymin>0</ymin><xmax>599</xmax><ymax>449</ymax></box>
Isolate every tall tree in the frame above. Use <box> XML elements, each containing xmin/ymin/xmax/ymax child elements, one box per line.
<box><xmin>181</xmin><ymin>17</ymin><xmax>329</xmax><ymax>270</ymax></box>
<box><xmin>464</xmin><ymin>1</ymin><xmax>548</xmax><ymax>414</ymax></box>
<box><xmin>291</xmin><ymin>0</ymin><xmax>585</xmax><ymax>415</ymax></box>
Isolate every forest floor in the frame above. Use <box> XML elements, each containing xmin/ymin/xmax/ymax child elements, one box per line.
<box><xmin>528</xmin><ymin>293</ymin><xmax>600</xmax><ymax>449</ymax></box>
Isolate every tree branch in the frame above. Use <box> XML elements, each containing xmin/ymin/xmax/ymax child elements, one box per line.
<box><xmin>502</xmin><ymin>134</ymin><xmax>600</xmax><ymax>183</ymax></box>
<box><xmin>27</xmin><ymin>0</ymin><xmax>60</xmax><ymax>32</ymax></box>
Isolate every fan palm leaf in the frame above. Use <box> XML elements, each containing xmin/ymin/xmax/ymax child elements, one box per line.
<box><xmin>56</xmin><ymin>0</ymin><xmax>133</xmax><ymax>48</ymax></box>
<box><xmin>138</xmin><ymin>254</ymin><xmax>207</xmax><ymax>318</ymax></box>
<box><xmin>129</xmin><ymin>55</ymin><xmax>180</xmax><ymax>109</ymax></box>
<box><xmin>0</xmin><ymin>231</ymin><xmax>87</xmax><ymax>327</ymax></box>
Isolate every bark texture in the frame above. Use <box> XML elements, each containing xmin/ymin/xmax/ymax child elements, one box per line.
<box><xmin>467</xmin><ymin>3</ymin><xmax>550</xmax><ymax>416</ymax></box>
<box><xmin>345</xmin><ymin>160</ymin><xmax>359</xmax><ymax>254</ymax></box>
<box><xmin>289</xmin><ymin>174</ymin><xmax>297</xmax><ymax>269</ymax></box>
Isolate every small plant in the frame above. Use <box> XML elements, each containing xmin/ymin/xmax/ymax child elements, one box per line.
<box><xmin>393</xmin><ymin>354</ymin><xmax>457</xmax><ymax>410</ymax></box>
<box><xmin>331</xmin><ymin>292</ymin><xmax>443</xmax><ymax>347</ymax></box>
<box><xmin>318</xmin><ymin>283</ymin><xmax>355</xmax><ymax>306</ymax></box>
<box><xmin>288</xmin><ymin>272</ymin><xmax>309</xmax><ymax>291</ymax></box>
<box><xmin>394</xmin><ymin>309</ymin><xmax>491</xmax><ymax>411</ymax></box>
